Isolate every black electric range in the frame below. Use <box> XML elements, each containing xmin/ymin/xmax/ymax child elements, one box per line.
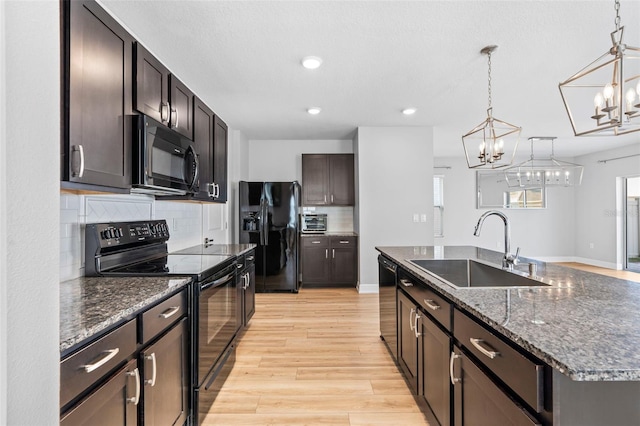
<box><xmin>85</xmin><ymin>220</ymin><xmax>239</xmax><ymax>423</ymax></box>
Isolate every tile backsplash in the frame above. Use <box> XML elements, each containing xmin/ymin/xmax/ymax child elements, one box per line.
<box><xmin>301</xmin><ymin>206</ymin><xmax>355</xmax><ymax>233</ymax></box>
<box><xmin>60</xmin><ymin>193</ymin><xmax>206</xmax><ymax>281</ymax></box>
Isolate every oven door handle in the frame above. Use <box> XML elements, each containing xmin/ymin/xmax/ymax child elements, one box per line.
<box><xmin>201</xmin><ymin>273</ymin><xmax>235</xmax><ymax>291</ymax></box>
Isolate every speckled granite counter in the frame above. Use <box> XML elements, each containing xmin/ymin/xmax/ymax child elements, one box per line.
<box><xmin>377</xmin><ymin>245</ymin><xmax>640</xmax><ymax>382</ymax></box>
<box><xmin>301</xmin><ymin>232</ymin><xmax>358</xmax><ymax>237</ymax></box>
<box><xmin>171</xmin><ymin>243</ymin><xmax>256</xmax><ymax>256</ymax></box>
<box><xmin>60</xmin><ymin>276</ymin><xmax>191</xmax><ymax>356</ymax></box>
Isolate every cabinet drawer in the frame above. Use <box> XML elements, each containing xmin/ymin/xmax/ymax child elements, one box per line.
<box><xmin>141</xmin><ymin>291</ymin><xmax>187</xmax><ymax>344</ymax></box>
<box><xmin>329</xmin><ymin>236</ymin><xmax>356</xmax><ymax>247</ymax></box>
<box><xmin>454</xmin><ymin>308</ymin><xmax>544</xmax><ymax>413</ymax></box>
<box><xmin>235</xmin><ymin>254</ymin><xmax>246</xmax><ymax>271</ymax></box>
<box><xmin>60</xmin><ymin>319</ymin><xmax>137</xmax><ymax>409</ymax></box>
<box><xmin>302</xmin><ymin>236</ymin><xmax>329</xmax><ymax>247</ymax></box>
<box><xmin>398</xmin><ymin>272</ymin><xmax>451</xmax><ymax>331</ymax></box>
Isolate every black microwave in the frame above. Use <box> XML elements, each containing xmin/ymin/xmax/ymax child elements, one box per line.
<box><xmin>132</xmin><ymin>114</ymin><xmax>199</xmax><ymax>196</ymax></box>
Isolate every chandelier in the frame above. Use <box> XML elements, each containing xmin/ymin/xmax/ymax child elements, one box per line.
<box><xmin>462</xmin><ymin>45</ymin><xmax>521</xmax><ymax>169</ymax></box>
<box><xmin>559</xmin><ymin>0</ymin><xmax>640</xmax><ymax>136</ymax></box>
<box><xmin>504</xmin><ymin>137</ymin><xmax>584</xmax><ymax>188</ymax></box>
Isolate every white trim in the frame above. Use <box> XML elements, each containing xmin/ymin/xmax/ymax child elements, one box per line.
<box><xmin>357</xmin><ymin>283</ymin><xmax>379</xmax><ymax>294</ymax></box>
<box><xmin>0</xmin><ymin>0</ymin><xmax>7</xmax><ymax>421</ymax></box>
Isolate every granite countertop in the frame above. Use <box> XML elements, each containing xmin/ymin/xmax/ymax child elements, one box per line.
<box><xmin>300</xmin><ymin>232</ymin><xmax>358</xmax><ymax>237</ymax></box>
<box><xmin>171</xmin><ymin>243</ymin><xmax>256</xmax><ymax>256</ymax></box>
<box><xmin>60</xmin><ymin>276</ymin><xmax>191</xmax><ymax>356</ymax></box>
<box><xmin>377</xmin><ymin>245</ymin><xmax>640</xmax><ymax>382</ymax></box>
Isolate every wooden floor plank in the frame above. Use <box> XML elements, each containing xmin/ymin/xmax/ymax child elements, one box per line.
<box><xmin>204</xmin><ymin>287</ymin><xmax>430</xmax><ymax>425</ymax></box>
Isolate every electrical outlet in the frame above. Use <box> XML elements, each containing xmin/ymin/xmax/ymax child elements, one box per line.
<box><xmin>420</xmin><ymin>213</ymin><xmax>427</xmax><ymax>222</ymax></box>
<box><xmin>589</xmin><ymin>242</ymin><xmax>594</xmax><ymax>249</ymax></box>
<box><xmin>413</xmin><ymin>213</ymin><xmax>419</xmax><ymax>223</ymax></box>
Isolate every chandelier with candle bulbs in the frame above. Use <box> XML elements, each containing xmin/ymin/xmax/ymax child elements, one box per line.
<box><xmin>559</xmin><ymin>0</ymin><xmax>640</xmax><ymax>136</ymax></box>
<box><xmin>462</xmin><ymin>45</ymin><xmax>521</xmax><ymax>169</ymax></box>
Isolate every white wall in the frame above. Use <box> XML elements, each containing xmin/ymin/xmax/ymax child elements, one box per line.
<box><xmin>0</xmin><ymin>1</ymin><xmax>6</xmax><ymax>421</ymax></box>
<box><xmin>574</xmin><ymin>143</ymin><xmax>640</xmax><ymax>268</ymax></box>
<box><xmin>247</xmin><ymin>139</ymin><xmax>352</xmax><ymax>182</ymax></box>
<box><xmin>434</xmin><ymin>156</ymin><xmax>576</xmax><ymax>260</ymax></box>
<box><xmin>356</xmin><ymin>127</ymin><xmax>434</xmax><ymax>291</ymax></box>
<box><xmin>3</xmin><ymin>1</ymin><xmax>60</xmax><ymax>423</ymax></box>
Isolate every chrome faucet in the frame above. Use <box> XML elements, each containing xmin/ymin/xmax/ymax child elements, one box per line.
<box><xmin>473</xmin><ymin>210</ymin><xmax>520</xmax><ymax>270</ymax></box>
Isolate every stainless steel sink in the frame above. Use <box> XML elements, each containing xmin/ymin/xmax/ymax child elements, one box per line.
<box><xmin>407</xmin><ymin>259</ymin><xmax>549</xmax><ymax>289</ymax></box>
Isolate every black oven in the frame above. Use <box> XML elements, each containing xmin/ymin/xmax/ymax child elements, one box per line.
<box><xmin>195</xmin><ymin>263</ymin><xmax>238</xmax><ymax>383</ymax></box>
<box><xmin>132</xmin><ymin>114</ymin><xmax>199</xmax><ymax>196</ymax></box>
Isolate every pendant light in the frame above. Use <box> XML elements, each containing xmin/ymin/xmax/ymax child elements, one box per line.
<box><xmin>504</xmin><ymin>137</ymin><xmax>584</xmax><ymax>189</ymax></box>
<box><xmin>462</xmin><ymin>45</ymin><xmax>522</xmax><ymax>169</ymax></box>
<box><xmin>559</xmin><ymin>0</ymin><xmax>640</xmax><ymax>136</ymax></box>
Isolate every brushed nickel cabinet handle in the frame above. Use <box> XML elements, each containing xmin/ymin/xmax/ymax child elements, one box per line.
<box><xmin>332</xmin><ymin>249</ymin><xmax>335</xmax><ymax>258</ymax></box>
<box><xmin>339</xmin><ymin>240</ymin><xmax>349</xmax><ymax>244</ymax></box>
<box><xmin>126</xmin><ymin>367</ymin><xmax>140</xmax><ymax>405</ymax></box>
<box><xmin>145</xmin><ymin>353</ymin><xmax>157</xmax><ymax>386</ymax></box>
<box><xmin>400</xmin><ymin>279</ymin><xmax>413</xmax><ymax>287</ymax></box>
<box><xmin>83</xmin><ymin>348</ymin><xmax>119</xmax><ymax>373</ymax></box>
<box><xmin>311</xmin><ymin>241</ymin><xmax>321</xmax><ymax>244</ymax></box>
<box><xmin>161</xmin><ymin>102</ymin><xmax>169</xmax><ymax>123</ymax></box>
<box><xmin>246</xmin><ymin>256</ymin><xmax>255</xmax><ymax>261</ymax></box>
<box><xmin>159</xmin><ymin>306</ymin><xmax>180</xmax><ymax>319</ymax></box>
<box><xmin>470</xmin><ymin>338</ymin><xmax>500</xmax><ymax>359</ymax></box>
<box><xmin>331</xmin><ymin>194</ymin><xmax>334</xmax><ymax>203</ymax></box>
<box><xmin>72</xmin><ymin>145</ymin><xmax>85</xmax><ymax>178</ymax></box>
<box><xmin>450</xmin><ymin>352</ymin><xmax>461</xmax><ymax>385</ymax></box>
<box><xmin>325</xmin><ymin>249</ymin><xmax>328</xmax><ymax>259</ymax></box>
<box><xmin>424</xmin><ymin>299</ymin><xmax>441</xmax><ymax>311</ymax></box>
<box><xmin>413</xmin><ymin>311</ymin><xmax>421</xmax><ymax>338</ymax></box>
<box><xmin>409</xmin><ymin>308</ymin><xmax>416</xmax><ymax>331</ymax></box>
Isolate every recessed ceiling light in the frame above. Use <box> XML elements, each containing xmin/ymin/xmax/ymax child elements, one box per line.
<box><xmin>402</xmin><ymin>108</ymin><xmax>417</xmax><ymax>115</ymax></box>
<box><xmin>301</xmin><ymin>56</ymin><xmax>323</xmax><ymax>69</ymax></box>
<box><xmin>307</xmin><ymin>107</ymin><xmax>322</xmax><ymax>115</ymax></box>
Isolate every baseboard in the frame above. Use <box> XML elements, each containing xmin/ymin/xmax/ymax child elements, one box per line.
<box><xmin>571</xmin><ymin>257</ymin><xmax>621</xmax><ymax>270</ymax></box>
<box><xmin>357</xmin><ymin>283</ymin><xmax>379</xmax><ymax>294</ymax></box>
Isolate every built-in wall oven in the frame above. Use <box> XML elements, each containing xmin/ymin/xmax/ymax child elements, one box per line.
<box><xmin>85</xmin><ymin>220</ymin><xmax>239</xmax><ymax>424</ymax></box>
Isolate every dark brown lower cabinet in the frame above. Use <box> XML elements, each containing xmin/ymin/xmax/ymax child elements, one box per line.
<box><xmin>301</xmin><ymin>235</ymin><xmax>357</xmax><ymax>286</ymax></box>
<box><xmin>60</xmin><ymin>359</ymin><xmax>139</xmax><ymax>426</ymax></box>
<box><xmin>140</xmin><ymin>318</ymin><xmax>189</xmax><ymax>426</ymax></box>
<box><xmin>452</xmin><ymin>347</ymin><xmax>540</xmax><ymax>426</ymax></box>
<box><xmin>397</xmin><ymin>290</ymin><xmax>419</xmax><ymax>393</ymax></box>
<box><xmin>419</xmin><ymin>313</ymin><xmax>451</xmax><ymax>426</ymax></box>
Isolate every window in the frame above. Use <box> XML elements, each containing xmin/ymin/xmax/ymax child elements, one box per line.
<box><xmin>434</xmin><ymin>175</ymin><xmax>444</xmax><ymax>237</ymax></box>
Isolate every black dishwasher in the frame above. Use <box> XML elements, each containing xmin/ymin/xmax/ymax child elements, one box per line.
<box><xmin>378</xmin><ymin>255</ymin><xmax>398</xmax><ymax>361</ymax></box>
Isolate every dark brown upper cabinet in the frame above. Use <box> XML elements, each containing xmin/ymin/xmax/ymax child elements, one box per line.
<box><xmin>61</xmin><ymin>0</ymin><xmax>134</xmax><ymax>191</ymax></box>
<box><xmin>134</xmin><ymin>42</ymin><xmax>194</xmax><ymax>140</ymax></box>
<box><xmin>213</xmin><ymin>115</ymin><xmax>229</xmax><ymax>203</ymax></box>
<box><xmin>302</xmin><ymin>154</ymin><xmax>354</xmax><ymax>206</ymax></box>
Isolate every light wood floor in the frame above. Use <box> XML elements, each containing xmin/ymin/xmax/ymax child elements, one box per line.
<box><xmin>555</xmin><ymin>262</ymin><xmax>640</xmax><ymax>283</ymax></box>
<box><xmin>202</xmin><ymin>288</ymin><xmax>431</xmax><ymax>426</ymax></box>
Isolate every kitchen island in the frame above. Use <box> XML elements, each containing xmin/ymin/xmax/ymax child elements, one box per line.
<box><xmin>377</xmin><ymin>245</ymin><xmax>640</xmax><ymax>426</ymax></box>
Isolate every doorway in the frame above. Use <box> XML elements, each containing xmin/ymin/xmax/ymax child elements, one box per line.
<box><xmin>625</xmin><ymin>176</ymin><xmax>640</xmax><ymax>272</ymax></box>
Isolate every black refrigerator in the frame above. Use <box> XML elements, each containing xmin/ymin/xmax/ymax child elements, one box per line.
<box><xmin>239</xmin><ymin>181</ymin><xmax>301</xmax><ymax>292</ymax></box>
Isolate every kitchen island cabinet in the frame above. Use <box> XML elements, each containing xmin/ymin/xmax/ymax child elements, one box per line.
<box><xmin>61</xmin><ymin>0</ymin><xmax>134</xmax><ymax>191</ymax></box>
<box><xmin>376</xmin><ymin>245</ymin><xmax>640</xmax><ymax>425</ymax></box>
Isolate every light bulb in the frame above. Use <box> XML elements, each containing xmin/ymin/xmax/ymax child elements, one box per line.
<box><xmin>479</xmin><ymin>142</ymin><xmax>485</xmax><ymax>154</ymax></box>
<box><xmin>402</xmin><ymin>108</ymin><xmax>417</xmax><ymax>115</ymax></box>
<box><xmin>594</xmin><ymin>92</ymin><xmax>604</xmax><ymax>108</ymax></box>
<box><xmin>301</xmin><ymin>56</ymin><xmax>322</xmax><ymax>69</ymax></box>
<box><xmin>625</xmin><ymin>89</ymin><xmax>636</xmax><ymax>109</ymax></box>
<box><xmin>307</xmin><ymin>107</ymin><xmax>321</xmax><ymax>115</ymax></box>
<box><xmin>603</xmin><ymin>83</ymin><xmax>614</xmax><ymax>100</ymax></box>
<box><xmin>497</xmin><ymin>139</ymin><xmax>504</xmax><ymax>152</ymax></box>
<box><xmin>636</xmin><ymin>81</ymin><xmax>640</xmax><ymax>96</ymax></box>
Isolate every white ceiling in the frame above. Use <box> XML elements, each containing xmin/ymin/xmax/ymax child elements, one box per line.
<box><xmin>101</xmin><ymin>0</ymin><xmax>640</xmax><ymax>158</ymax></box>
